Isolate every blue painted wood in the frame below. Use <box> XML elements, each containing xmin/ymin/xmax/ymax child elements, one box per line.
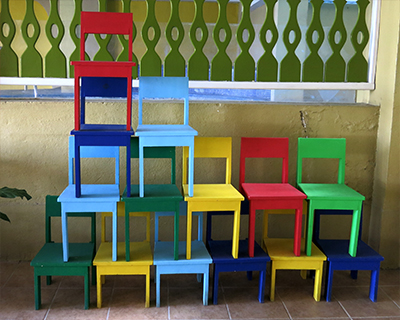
<box><xmin>153</xmin><ymin>203</ymin><xmax>211</xmax><ymax>307</ymax></box>
<box><xmin>136</xmin><ymin>77</ymin><xmax>197</xmax><ymax>197</ymax></box>
<box><xmin>58</xmin><ymin>184</ymin><xmax>119</xmax><ymax>262</ymax></box>
<box><xmin>206</xmin><ymin>210</ymin><xmax>270</xmax><ymax>304</ymax></box>
<box><xmin>154</xmin><ymin>241</ymin><xmax>212</xmax><ymax>307</ymax></box>
<box><xmin>313</xmin><ymin>209</ymin><xmax>383</xmax><ymax>302</ymax></box>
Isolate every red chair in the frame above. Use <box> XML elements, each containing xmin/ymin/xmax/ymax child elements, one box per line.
<box><xmin>239</xmin><ymin>137</ymin><xmax>306</xmax><ymax>257</ymax></box>
<box><xmin>70</xmin><ymin>12</ymin><xmax>136</xmax><ymax>197</ymax></box>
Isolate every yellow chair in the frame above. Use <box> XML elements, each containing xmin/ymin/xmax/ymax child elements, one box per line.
<box><xmin>262</xmin><ymin>210</ymin><xmax>326</xmax><ymax>302</ymax></box>
<box><xmin>183</xmin><ymin>137</ymin><xmax>244</xmax><ymax>259</ymax></box>
<box><xmin>93</xmin><ymin>202</ymin><xmax>152</xmax><ymax>308</ymax></box>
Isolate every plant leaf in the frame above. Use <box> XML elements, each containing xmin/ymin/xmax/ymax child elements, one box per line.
<box><xmin>0</xmin><ymin>187</ymin><xmax>32</xmax><ymax>200</ymax></box>
<box><xmin>0</xmin><ymin>212</ymin><xmax>11</xmax><ymax>223</ymax></box>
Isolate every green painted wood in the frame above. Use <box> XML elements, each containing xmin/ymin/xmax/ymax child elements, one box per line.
<box><xmin>188</xmin><ymin>0</ymin><xmax>209</xmax><ymax>80</ymax></box>
<box><xmin>45</xmin><ymin>0</ymin><xmax>67</xmax><ymax>78</ymax></box>
<box><xmin>69</xmin><ymin>0</ymin><xmax>88</xmax><ymax>77</ymax></box>
<box><xmin>279</xmin><ymin>0</ymin><xmax>301</xmax><ymax>82</ymax></box>
<box><xmin>257</xmin><ymin>0</ymin><xmax>278</xmax><ymax>82</ymax></box>
<box><xmin>234</xmin><ymin>0</ymin><xmax>255</xmax><ymax>81</ymax></box>
<box><xmin>325</xmin><ymin>0</ymin><xmax>346</xmax><ymax>82</ymax></box>
<box><xmin>93</xmin><ymin>0</ymin><xmax>113</xmax><ymax>61</ymax></box>
<box><xmin>347</xmin><ymin>0</ymin><xmax>370</xmax><ymax>82</ymax></box>
<box><xmin>141</xmin><ymin>0</ymin><xmax>162</xmax><ymax>76</ymax></box>
<box><xmin>21</xmin><ymin>0</ymin><xmax>43</xmax><ymax>77</ymax></box>
<box><xmin>302</xmin><ymin>0</ymin><xmax>324</xmax><ymax>82</ymax></box>
<box><xmin>165</xmin><ymin>0</ymin><xmax>185</xmax><ymax>76</ymax></box>
<box><xmin>0</xmin><ymin>0</ymin><xmax>18</xmax><ymax>76</ymax></box>
<box><xmin>210</xmin><ymin>0</ymin><xmax>232</xmax><ymax>81</ymax></box>
<box><xmin>117</xmin><ymin>0</ymin><xmax>138</xmax><ymax>77</ymax></box>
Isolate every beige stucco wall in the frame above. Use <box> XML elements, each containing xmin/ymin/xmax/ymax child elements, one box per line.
<box><xmin>0</xmin><ymin>100</ymin><xmax>378</xmax><ymax>260</ymax></box>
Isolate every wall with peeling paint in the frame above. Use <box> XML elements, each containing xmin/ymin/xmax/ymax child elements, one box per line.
<box><xmin>0</xmin><ymin>100</ymin><xmax>379</xmax><ymax>261</ymax></box>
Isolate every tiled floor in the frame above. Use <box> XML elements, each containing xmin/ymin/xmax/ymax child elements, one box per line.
<box><xmin>1</xmin><ymin>260</ymin><xmax>400</xmax><ymax>320</ymax></box>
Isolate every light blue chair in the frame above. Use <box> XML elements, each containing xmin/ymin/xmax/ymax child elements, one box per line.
<box><xmin>153</xmin><ymin>202</ymin><xmax>211</xmax><ymax>307</ymax></box>
<box><xmin>135</xmin><ymin>76</ymin><xmax>197</xmax><ymax>197</ymax></box>
<box><xmin>58</xmin><ymin>136</ymin><xmax>120</xmax><ymax>262</ymax></box>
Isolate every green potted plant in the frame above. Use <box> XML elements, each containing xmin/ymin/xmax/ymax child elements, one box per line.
<box><xmin>0</xmin><ymin>187</ymin><xmax>32</xmax><ymax>222</ymax></box>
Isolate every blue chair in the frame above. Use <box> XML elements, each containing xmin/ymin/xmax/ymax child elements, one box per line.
<box><xmin>313</xmin><ymin>209</ymin><xmax>384</xmax><ymax>302</ymax></box>
<box><xmin>206</xmin><ymin>208</ymin><xmax>270</xmax><ymax>305</ymax></box>
<box><xmin>135</xmin><ymin>76</ymin><xmax>197</xmax><ymax>197</ymax></box>
<box><xmin>153</xmin><ymin>202</ymin><xmax>212</xmax><ymax>307</ymax></box>
<box><xmin>58</xmin><ymin>136</ymin><xmax>120</xmax><ymax>262</ymax></box>
<box><xmin>31</xmin><ymin>195</ymin><xmax>96</xmax><ymax>310</ymax></box>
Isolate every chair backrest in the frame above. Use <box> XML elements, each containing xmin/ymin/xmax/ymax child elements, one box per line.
<box><xmin>45</xmin><ymin>195</ymin><xmax>96</xmax><ymax>244</ymax></box>
<box><xmin>296</xmin><ymin>137</ymin><xmax>346</xmax><ymax>185</ymax></box>
<box><xmin>239</xmin><ymin>137</ymin><xmax>289</xmax><ymax>190</ymax></box>
<box><xmin>138</xmin><ymin>76</ymin><xmax>189</xmax><ymax>126</ymax></box>
<box><xmin>80</xmin><ymin>11</ymin><xmax>133</xmax><ymax>61</ymax></box>
<box><xmin>68</xmin><ymin>135</ymin><xmax>120</xmax><ymax>185</ymax></box>
<box><xmin>182</xmin><ymin>137</ymin><xmax>232</xmax><ymax>185</ymax></box>
<box><xmin>80</xmin><ymin>77</ymin><xmax>128</xmax><ymax>125</ymax></box>
<box><xmin>154</xmin><ymin>202</ymin><xmax>203</xmax><ymax>242</ymax></box>
<box><xmin>130</xmin><ymin>137</ymin><xmax>176</xmax><ymax>184</ymax></box>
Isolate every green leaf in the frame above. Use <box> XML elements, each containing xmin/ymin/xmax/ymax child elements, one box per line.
<box><xmin>0</xmin><ymin>212</ymin><xmax>11</xmax><ymax>223</ymax></box>
<box><xmin>0</xmin><ymin>187</ymin><xmax>32</xmax><ymax>200</ymax></box>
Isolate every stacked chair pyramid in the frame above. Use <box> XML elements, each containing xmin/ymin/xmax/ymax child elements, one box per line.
<box><xmin>31</xmin><ymin>195</ymin><xmax>96</xmax><ymax>310</ymax></box>
<box><xmin>135</xmin><ymin>76</ymin><xmax>197</xmax><ymax>198</ymax></box>
<box><xmin>206</xmin><ymin>209</ymin><xmax>270</xmax><ymax>304</ymax></box>
<box><xmin>153</xmin><ymin>204</ymin><xmax>211</xmax><ymax>307</ymax></box>
<box><xmin>183</xmin><ymin>137</ymin><xmax>244</xmax><ymax>259</ymax></box>
<box><xmin>313</xmin><ymin>209</ymin><xmax>384</xmax><ymax>302</ymax></box>
<box><xmin>296</xmin><ymin>137</ymin><xmax>365</xmax><ymax>257</ymax></box>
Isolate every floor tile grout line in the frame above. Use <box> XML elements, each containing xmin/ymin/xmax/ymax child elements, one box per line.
<box><xmin>277</xmin><ymin>292</ymin><xmax>293</xmax><ymax>320</ymax></box>
<box><xmin>380</xmin><ymin>287</ymin><xmax>400</xmax><ymax>310</ymax></box>
<box><xmin>336</xmin><ymin>300</ymin><xmax>354</xmax><ymax>320</ymax></box>
<box><xmin>2</xmin><ymin>260</ymin><xmax>20</xmax><ymax>288</ymax></box>
<box><xmin>44</xmin><ymin>278</ymin><xmax>62</xmax><ymax>320</ymax></box>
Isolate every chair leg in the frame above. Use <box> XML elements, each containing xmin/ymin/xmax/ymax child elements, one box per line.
<box><xmin>305</xmin><ymin>203</ymin><xmax>315</xmax><ymax>256</ymax></box>
<box><xmin>203</xmin><ymin>270</ymin><xmax>209</xmax><ymax>306</ymax></box>
<box><xmin>91</xmin><ymin>265</ymin><xmax>96</xmax><ymax>286</ymax></box>
<box><xmin>84</xmin><ymin>270</ymin><xmax>90</xmax><ymax>309</ymax></box>
<box><xmin>96</xmin><ymin>270</ymin><xmax>102</xmax><ymax>308</ymax></box>
<box><xmin>46</xmin><ymin>275</ymin><xmax>52</xmax><ymax>286</ymax></box>
<box><xmin>370</xmin><ymin>269</ymin><xmax>380</xmax><ymax>302</ymax></box>
<box><xmin>270</xmin><ymin>263</ymin><xmax>277</xmax><ymax>301</ymax></box>
<box><xmin>156</xmin><ymin>269</ymin><xmax>161</xmax><ymax>307</ymax></box>
<box><xmin>258</xmin><ymin>269</ymin><xmax>266</xmax><ymax>303</ymax></box>
<box><xmin>213</xmin><ymin>266</ymin><xmax>219</xmax><ymax>305</ymax></box>
<box><xmin>145</xmin><ymin>268</ymin><xmax>150</xmax><ymax>308</ymax></box>
<box><xmin>348</xmin><ymin>205</ymin><xmax>362</xmax><ymax>257</ymax></box>
<box><xmin>186</xmin><ymin>208</ymin><xmax>192</xmax><ymax>260</ymax></box>
<box><xmin>293</xmin><ymin>208</ymin><xmax>302</xmax><ymax>256</ymax></box>
<box><xmin>325</xmin><ymin>263</ymin><xmax>334</xmax><ymax>302</ymax></box>
<box><xmin>313</xmin><ymin>264</ymin><xmax>324</xmax><ymax>302</ymax></box>
<box><xmin>232</xmin><ymin>209</ymin><xmax>240</xmax><ymax>259</ymax></box>
<box><xmin>34</xmin><ymin>274</ymin><xmax>41</xmax><ymax>310</ymax></box>
<box><xmin>248</xmin><ymin>206</ymin><xmax>256</xmax><ymax>258</ymax></box>
<box><xmin>247</xmin><ymin>271</ymin><xmax>253</xmax><ymax>281</ymax></box>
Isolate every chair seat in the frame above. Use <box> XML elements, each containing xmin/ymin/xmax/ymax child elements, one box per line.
<box><xmin>93</xmin><ymin>242</ymin><xmax>153</xmax><ymax>265</ymax></box>
<box><xmin>31</xmin><ymin>243</ymin><xmax>95</xmax><ymax>267</ymax></box>
<box><xmin>122</xmin><ymin>184</ymin><xmax>182</xmax><ymax>199</ymax></box>
<box><xmin>135</xmin><ymin>124</ymin><xmax>198</xmax><ymax>136</ymax></box>
<box><xmin>298</xmin><ymin>183</ymin><xmax>365</xmax><ymax>200</ymax></box>
<box><xmin>58</xmin><ymin>184</ymin><xmax>120</xmax><ymax>202</ymax></box>
<box><xmin>242</xmin><ymin>183</ymin><xmax>306</xmax><ymax>200</ymax></box>
<box><xmin>315</xmin><ymin>239</ymin><xmax>384</xmax><ymax>263</ymax></box>
<box><xmin>72</xmin><ymin>60</ymin><xmax>136</xmax><ymax>77</ymax></box>
<box><xmin>208</xmin><ymin>239</ymin><xmax>270</xmax><ymax>263</ymax></box>
<box><xmin>72</xmin><ymin>124</ymin><xmax>134</xmax><ymax>133</ymax></box>
<box><xmin>154</xmin><ymin>241</ymin><xmax>212</xmax><ymax>264</ymax></box>
<box><xmin>265</xmin><ymin>238</ymin><xmax>326</xmax><ymax>260</ymax></box>
<box><xmin>183</xmin><ymin>184</ymin><xmax>244</xmax><ymax>201</ymax></box>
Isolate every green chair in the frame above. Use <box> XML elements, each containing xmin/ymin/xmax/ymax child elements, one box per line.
<box><xmin>296</xmin><ymin>138</ymin><xmax>365</xmax><ymax>257</ymax></box>
<box><xmin>30</xmin><ymin>195</ymin><xmax>96</xmax><ymax>310</ymax></box>
<box><xmin>122</xmin><ymin>137</ymin><xmax>183</xmax><ymax>261</ymax></box>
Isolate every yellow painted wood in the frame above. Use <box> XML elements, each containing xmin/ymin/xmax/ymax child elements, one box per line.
<box><xmin>265</xmin><ymin>238</ymin><xmax>326</xmax><ymax>302</ymax></box>
<box><xmin>93</xmin><ymin>242</ymin><xmax>152</xmax><ymax>308</ymax></box>
<box><xmin>182</xmin><ymin>137</ymin><xmax>243</xmax><ymax>260</ymax></box>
